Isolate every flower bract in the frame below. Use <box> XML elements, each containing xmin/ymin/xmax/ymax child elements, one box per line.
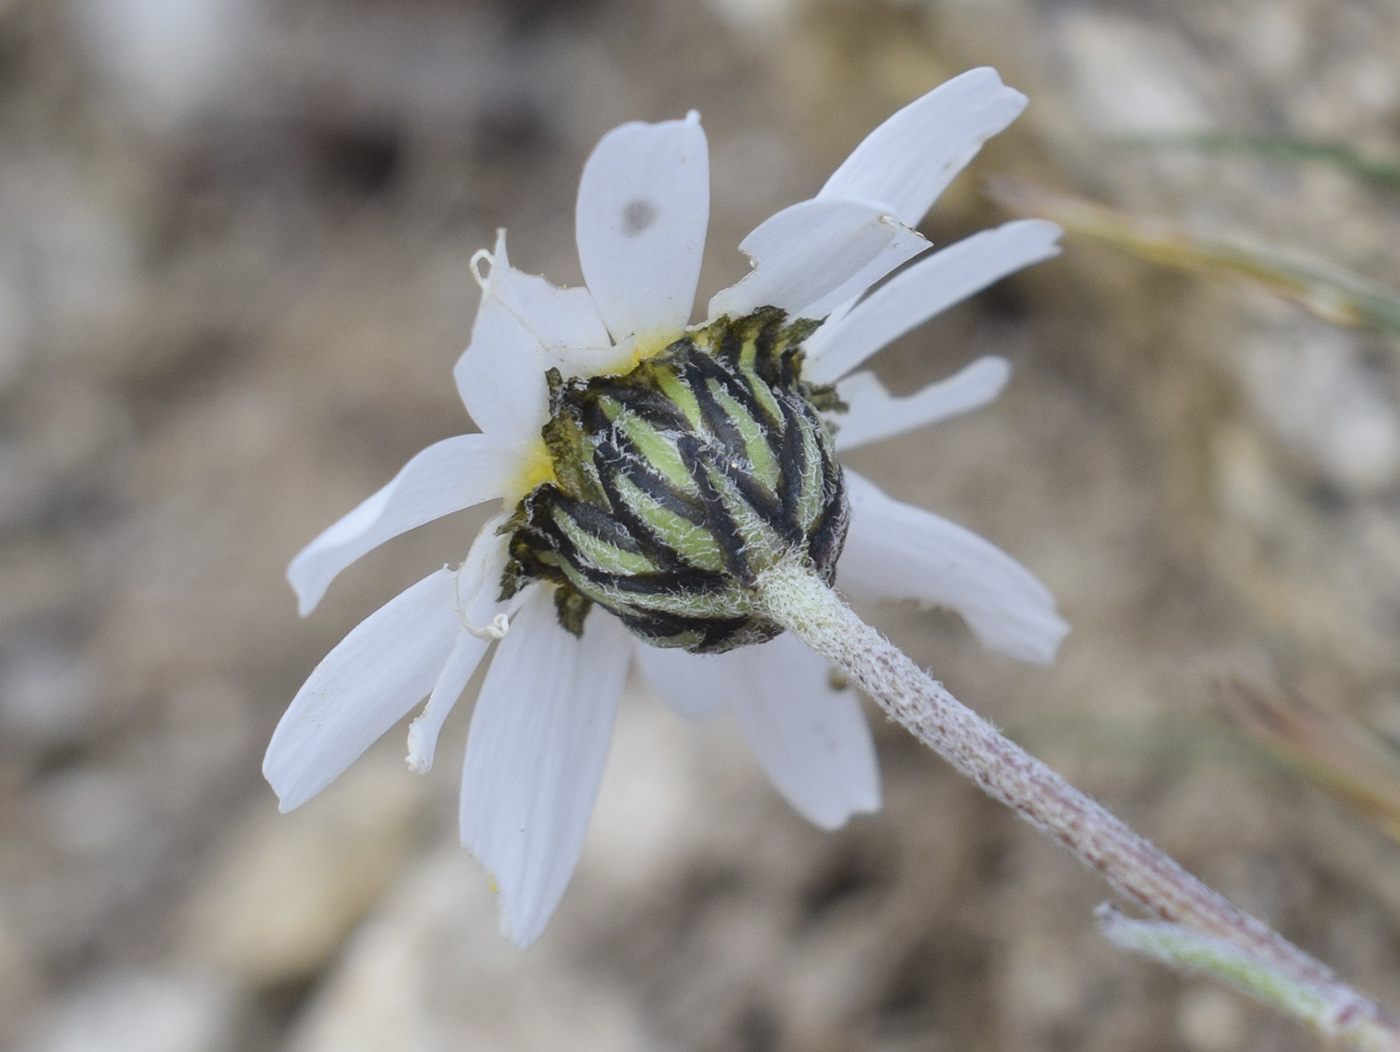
<box><xmin>265</xmin><ymin>67</ymin><xmax>1070</xmax><ymax>947</ymax></box>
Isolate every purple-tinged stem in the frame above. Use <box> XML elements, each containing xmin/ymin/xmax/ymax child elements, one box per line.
<box><xmin>758</xmin><ymin>561</ymin><xmax>1400</xmax><ymax>1051</ymax></box>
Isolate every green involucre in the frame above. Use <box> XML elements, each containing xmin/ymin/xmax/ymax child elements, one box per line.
<box><xmin>502</xmin><ymin>307</ymin><xmax>849</xmax><ymax>654</ymax></box>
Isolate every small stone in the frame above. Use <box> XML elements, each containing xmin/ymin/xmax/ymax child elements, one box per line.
<box><xmin>72</xmin><ymin>0</ymin><xmax>258</xmax><ymax>129</ymax></box>
<box><xmin>34</xmin><ymin>767</ymin><xmax>144</xmax><ymax>858</ymax></box>
<box><xmin>1236</xmin><ymin>317</ymin><xmax>1400</xmax><ymax>495</ymax></box>
<box><xmin>19</xmin><ymin>970</ymin><xmax>236</xmax><ymax>1052</ymax></box>
<box><xmin>0</xmin><ymin>636</ymin><xmax>102</xmax><ymax>755</ymax></box>
<box><xmin>1056</xmin><ymin>11</ymin><xmax>1213</xmax><ymax>134</ymax></box>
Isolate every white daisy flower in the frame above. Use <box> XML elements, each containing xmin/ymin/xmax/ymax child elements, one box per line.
<box><xmin>265</xmin><ymin>67</ymin><xmax>1069</xmax><ymax>947</ymax></box>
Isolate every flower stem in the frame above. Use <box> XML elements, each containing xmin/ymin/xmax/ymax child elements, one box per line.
<box><xmin>756</xmin><ymin>560</ymin><xmax>1400</xmax><ymax>1050</ymax></box>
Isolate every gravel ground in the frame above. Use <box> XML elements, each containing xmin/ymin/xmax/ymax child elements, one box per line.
<box><xmin>4</xmin><ymin>0</ymin><xmax>1400</xmax><ymax>1049</ymax></box>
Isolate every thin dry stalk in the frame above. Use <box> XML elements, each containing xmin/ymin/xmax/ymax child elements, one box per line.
<box><xmin>757</xmin><ymin>560</ymin><xmax>1400</xmax><ymax>1052</ymax></box>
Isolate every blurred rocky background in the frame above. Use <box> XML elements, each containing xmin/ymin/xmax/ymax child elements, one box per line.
<box><xmin>4</xmin><ymin>0</ymin><xmax>1400</xmax><ymax>1048</ymax></box>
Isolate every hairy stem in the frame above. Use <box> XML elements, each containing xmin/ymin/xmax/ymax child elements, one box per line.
<box><xmin>757</xmin><ymin>560</ymin><xmax>1400</xmax><ymax>1051</ymax></box>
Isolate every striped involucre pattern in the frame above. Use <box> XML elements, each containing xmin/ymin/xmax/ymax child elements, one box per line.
<box><xmin>502</xmin><ymin>307</ymin><xmax>850</xmax><ymax>654</ymax></box>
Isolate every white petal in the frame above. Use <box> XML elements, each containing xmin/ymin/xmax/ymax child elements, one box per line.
<box><xmin>455</xmin><ymin>232</ymin><xmax>613</xmax><ymax>443</ymax></box>
<box><xmin>807</xmin><ymin>231</ymin><xmax>931</xmax><ymax>322</ymax></box>
<box><xmin>736</xmin><ymin>636</ymin><xmax>881</xmax><ymax>828</ymax></box>
<box><xmin>453</xmin><ymin>512</ymin><xmax>515</xmax><ymax>625</ymax></box>
<box><xmin>460</xmin><ymin>588</ymin><xmax>634</xmax><ymax>947</ymax></box>
<box><xmin>456</xmin><ymin>285</ymin><xmax>550</xmax><ymax>442</ymax></box>
<box><xmin>638</xmin><ymin>637</ymin><xmax>880</xmax><ymax>827</ymax></box>
<box><xmin>818</xmin><ymin>67</ymin><xmax>1027</xmax><ymax>227</ymax></box>
<box><xmin>576</xmin><ymin>114</ymin><xmax>709</xmax><ymax>344</ymax></box>
<box><xmin>730</xmin><ymin>646</ymin><xmax>880</xmax><ymax>830</ymax></box>
<box><xmin>482</xmin><ymin>231</ymin><xmax>612</xmax><ymax>354</ymax></box>
<box><xmin>634</xmin><ymin>644</ymin><xmax>729</xmax><ymax>722</ymax></box>
<box><xmin>288</xmin><ymin>434</ymin><xmax>521</xmax><ymax>617</ymax></box>
<box><xmin>805</xmin><ymin>220</ymin><xmax>1062</xmax><ymax>383</ymax></box>
<box><xmin>406</xmin><ymin>630</ymin><xmax>490</xmax><ymax>775</ymax></box>
<box><xmin>832</xmin><ymin>357</ymin><xmax>1010</xmax><ymax>452</ymax></box>
<box><xmin>837</xmin><ymin>471</ymin><xmax>1069</xmax><ymax>664</ymax></box>
<box><xmin>405</xmin><ymin>524</ymin><xmax>512</xmax><ymax>774</ymax></box>
<box><xmin>265</xmin><ymin>568</ymin><xmax>462</xmax><ymax>811</ymax></box>
<box><xmin>707</xmin><ymin>198</ymin><xmax>928</xmax><ymax>322</ymax></box>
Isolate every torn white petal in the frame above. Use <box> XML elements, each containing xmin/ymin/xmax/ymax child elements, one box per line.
<box><xmin>467</xmin><ymin>613</ymin><xmax>510</xmax><ymax>642</ymax></box>
<box><xmin>402</xmin><ymin>522</ymin><xmax>513</xmax><ymax>774</ymax></box>
<box><xmin>455</xmin><ymin>231</ymin><xmax>623</xmax><ymax>444</ymax></box>
<box><xmin>452</xmin><ymin>514</ymin><xmax>513</xmax><ymax>627</ymax></box>
<box><xmin>484</xmin><ymin>231</ymin><xmax>612</xmax><ymax>354</ymax></box>
<box><xmin>406</xmin><ymin>628</ymin><xmax>491</xmax><ymax>774</ymax></box>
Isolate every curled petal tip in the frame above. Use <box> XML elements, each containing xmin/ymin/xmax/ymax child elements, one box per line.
<box><xmin>469</xmin><ymin>248</ymin><xmax>493</xmax><ymax>289</ymax></box>
<box><xmin>405</xmin><ymin>716</ymin><xmax>435</xmax><ymax>774</ymax></box>
<box><xmin>287</xmin><ymin>559</ymin><xmax>321</xmax><ymax>618</ymax></box>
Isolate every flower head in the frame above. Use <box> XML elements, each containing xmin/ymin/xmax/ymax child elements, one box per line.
<box><xmin>266</xmin><ymin>68</ymin><xmax>1069</xmax><ymax>947</ymax></box>
<box><xmin>506</xmin><ymin>306</ymin><xmax>849</xmax><ymax>653</ymax></box>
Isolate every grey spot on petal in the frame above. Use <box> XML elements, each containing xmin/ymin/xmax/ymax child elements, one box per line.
<box><xmin>622</xmin><ymin>199</ymin><xmax>658</xmax><ymax>237</ymax></box>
